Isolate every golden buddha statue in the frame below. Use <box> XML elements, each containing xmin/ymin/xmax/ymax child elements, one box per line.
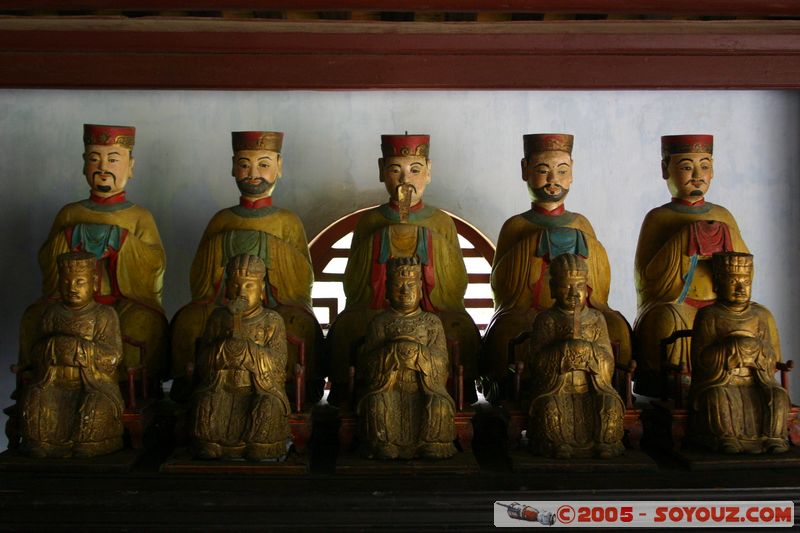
<box><xmin>20</xmin><ymin>252</ymin><xmax>124</xmax><ymax>458</ymax></box>
<box><xmin>357</xmin><ymin>256</ymin><xmax>456</xmax><ymax>460</ymax></box>
<box><xmin>191</xmin><ymin>254</ymin><xmax>290</xmax><ymax>461</ymax></box>
<box><xmin>19</xmin><ymin>124</ymin><xmax>168</xmax><ymax>391</ymax></box>
<box><xmin>527</xmin><ymin>254</ymin><xmax>625</xmax><ymax>459</ymax></box>
<box><xmin>689</xmin><ymin>252</ymin><xmax>789</xmax><ymax>454</ymax></box>
<box><xmin>326</xmin><ymin>134</ymin><xmax>480</xmax><ymax>405</ymax></box>
<box><xmin>170</xmin><ymin>131</ymin><xmax>323</xmax><ymax>402</ymax></box>
<box><xmin>481</xmin><ymin>134</ymin><xmax>631</xmax><ymax>402</ymax></box>
<box><xmin>633</xmin><ymin>135</ymin><xmax>749</xmax><ymax>397</ymax></box>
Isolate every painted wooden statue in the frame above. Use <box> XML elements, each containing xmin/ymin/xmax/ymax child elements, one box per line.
<box><xmin>171</xmin><ymin>131</ymin><xmax>323</xmax><ymax>402</ymax></box>
<box><xmin>526</xmin><ymin>254</ymin><xmax>625</xmax><ymax>459</ymax></box>
<box><xmin>191</xmin><ymin>254</ymin><xmax>291</xmax><ymax>461</ymax></box>
<box><xmin>326</xmin><ymin>134</ymin><xmax>480</xmax><ymax>405</ymax></box>
<box><xmin>20</xmin><ymin>252</ymin><xmax>124</xmax><ymax>458</ymax></box>
<box><xmin>481</xmin><ymin>134</ymin><xmax>631</xmax><ymax>402</ymax></box>
<box><xmin>19</xmin><ymin>124</ymin><xmax>167</xmax><ymax>392</ymax></box>
<box><xmin>358</xmin><ymin>256</ymin><xmax>456</xmax><ymax>460</ymax></box>
<box><xmin>689</xmin><ymin>252</ymin><xmax>789</xmax><ymax>454</ymax></box>
<box><xmin>633</xmin><ymin>135</ymin><xmax>749</xmax><ymax>397</ymax></box>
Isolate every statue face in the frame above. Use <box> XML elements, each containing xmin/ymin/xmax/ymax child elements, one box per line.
<box><xmin>388</xmin><ymin>269</ymin><xmax>423</xmax><ymax>314</ymax></box>
<box><xmin>226</xmin><ymin>273</ymin><xmax>265</xmax><ymax>315</ymax></box>
<box><xmin>232</xmin><ymin>149</ymin><xmax>282</xmax><ymax>198</ymax></box>
<box><xmin>379</xmin><ymin>156</ymin><xmax>431</xmax><ymax>205</ymax></box>
<box><xmin>716</xmin><ymin>271</ymin><xmax>752</xmax><ymax>305</ymax></box>
<box><xmin>551</xmin><ymin>271</ymin><xmax>588</xmax><ymax>312</ymax></box>
<box><xmin>522</xmin><ymin>150</ymin><xmax>573</xmax><ymax>205</ymax></box>
<box><xmin>663</xmin><ymin>152</ymin><xmax>713</xmax><ymax>200</ymax></box>
<box><xmin>83</xmin><ymin>144</ymin><xmax>134</xmax><ymax>198</ymax></box>
<box><xmin>59</xmin><ymin>270</ymin><xmax>96</xmax><ymax>309</ymax></box>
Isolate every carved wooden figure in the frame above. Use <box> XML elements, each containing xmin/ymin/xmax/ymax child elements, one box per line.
<box><xmin>527</xmin><ymin>254</ymin><xmax>625</xmax><ymax>459</ymax></box>
<box><xmin>689</xmin><ymin>252</ymin><xmax>790</xmax><ymax>454</ymax></box>
<box><xmin>20</xmin><ymin>252</ymin><xmax>124</xmax><ymax>458</ymax></box>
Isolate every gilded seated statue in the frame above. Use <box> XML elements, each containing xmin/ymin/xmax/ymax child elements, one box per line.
<box><xmin>482</xmin><ymin>134</ymin><xmax>631</xmax><ymax>402</ymax></box>
<box><xmin>191</xmin><ymin>254</ymin><xmax>291</xmax><ymax>461</ymax></box>
<box><xmin>20</xmin><ymin>252</ymin><xmax>124</xmax><ymax>458</ymax></box>
<box><xmin>633</xmin><ymin>135</ymin><xmax>749</xmax><ymax>397</ymax></box>
<box><xmin>19</xmin><ymin>124</ymin><xmax>168</xmax><ymax>392</ymax></box>
<box><xmin>689</xmin><ymin>252</ymin><xmax>789</xmax><ymax>454</ymax></box>
<box><xmin>327</xmin><ymin>134</ymin><xmax>480</xmax><ymax>405</ymax></box>
<box><xmin>171</xmin><ymin>131</ymin><xmax>323</xmax><ymax>403</ymax></box>
<box><xmin>527</xmin><ymin>254</ymin><xmax>625</xmax><ymax>459</ymax></box>
<box><xmin>357</xmin><ymin>257</ymin><xmax>456</xmax><ymax>460</ymax></box>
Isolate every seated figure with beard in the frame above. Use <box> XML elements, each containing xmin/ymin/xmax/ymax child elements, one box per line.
<box><xmin>480</xmin><ymin>134</ymin><xmax>631</xmax><ymax>402</ymax></box>
<box><xmin>170</xmin><ymin>131</ymin><xmax>323</xmax><ymax>403</ymax></box>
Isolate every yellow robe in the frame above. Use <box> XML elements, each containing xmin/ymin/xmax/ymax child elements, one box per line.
<box><xmin>482</xmin><ymin>208</ymin><xmax>630</xmax><ymax>383</ymax></box>
<box><xmin>327</xmin><ymin>203</ymin><xmax>479</xmax><ymax>392</ymax></box>
<box><xmin>21</xmin><ymin>198</ymin><xmax>167</xmax><ymax>380</ymax></box>
<box><xmin>633</xmin><ymin>200</ymin><xmax>748</xmax><ymax>396</ymax></box>
<box><xmin>170</xmin><ymin>205</ymin><xmax>321</xmax><ymax>386</ymax></box>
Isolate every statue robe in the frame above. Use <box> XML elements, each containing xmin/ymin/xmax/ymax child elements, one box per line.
<box><xmin>689</xmin><ymin>301</ymin><xmax>789</xmax><ymax>453</ymax></box>
<box><xmin>482</xmin><ymin>207</ymin><xmax>631</xmax><ymax>387</ymax></box>
<box><xmin>21</xmin><ymin>195</ymin><xmax>167</xmax><ymax>381</ymax></box>
<box><xmin>21</xmin><ymin>301</ymin><xmax>124</xmax><ymax>457</ymax></box>
<box><xmin>327</xmin><ymin>202</ymin><xmax>479</xmax><ymax>396</ymax></box>
<box><xmin>527</xmin><ymin>306</ymin><xmax>625</xmax><ymax>458</ymax></box>
<box><xmin>192</xmin><ymin>306</ymin><xmax>290</xmax><ymax>459</ymax></box>
<box><xmin>170</xmin><ymin>203</ymin><xmax>322</xmax><ymax>396</ymax></box>
<box><xmin>633</xmin><ymin>199</ymin><xmax>749</xmax><ymax>396</ymax></box>
<box><xmin>357</xmin><ymin>308</ymin><xmax>456</xmax><ymax>459</ymax></box>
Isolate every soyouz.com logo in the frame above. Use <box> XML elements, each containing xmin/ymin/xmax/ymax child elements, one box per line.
<box><xmin>493</xmin><ymin>501</ymin><xmax>794</xmax><ymax>528</ymax></box>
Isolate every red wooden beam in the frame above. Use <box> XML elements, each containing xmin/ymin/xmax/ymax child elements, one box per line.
<box><xmin>1</xmin><ymin>1</ymin><xmax>799</xmax><ymax>16</ymax></box>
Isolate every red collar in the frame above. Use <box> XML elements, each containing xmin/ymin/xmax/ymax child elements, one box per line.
<box><xmin>239</xmin><ymin>196</ymin><xmax>273</xmax><ymax>209</ymax></box>
<box><xmin>90</xmin><ymin>192</ymin><xmax>126</xmax><ymax>205</ymax></box>
<box><xmin>672</xmin><ymin>197</ymin><xmax>706</xmax><ymax>207</ymax></box>
<box><xmin>532</xmin><ymin>203</ymin><xmax>565</xmax><ymax>216</ymax></box>
<box><xmin>388</xmin><ymin>200</ymin><xmax>425</xmax><ymax>212</ymax></box>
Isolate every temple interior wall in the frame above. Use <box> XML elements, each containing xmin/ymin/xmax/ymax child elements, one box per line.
<box><xmin>1</xmin><ymin>89</ymin><xmax>797</xmax><ymax>449</ymax></box>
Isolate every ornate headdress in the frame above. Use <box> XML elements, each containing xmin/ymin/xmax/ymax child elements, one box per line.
<box><xmin>549</xmin><ymin>253</ymin><xmax>589</xmax><ymax>279</ymax></box>
<box><xmin>523</xmin><ymin>133</ymin><xmax>574</xmax><ymax>159</ymax></box>
<box><xmin>661</xmin><ymin>134</ymin><xmax>713</xmax><ymax>161</ymax></box>
<box><xmin>226</xmin><ymin>254</ymin><xmax>267</xmax><ymax>279</ymax></box>
<box><xmin>381</xmin><ymin>134</ymin><xmax>430</xmax><ymax>158</ymax></box>
<box><xmin>712</xmin><ymin>252</ymin><xmax>753</xmax><ymax>275</ymax></box>
<box><xmin>231</xmin><ymin>131</ymin><xmax>284</xmax><ymax>153</ymax></box>
<box><xmin>83</xmin><ymin>124</ymin><xmax>135</xmax><ymax>149</ymax></box>
<box><xmin>57</xmin><ymin>251</ymin><xmax>97</xmax><ymax>274</ymax></box>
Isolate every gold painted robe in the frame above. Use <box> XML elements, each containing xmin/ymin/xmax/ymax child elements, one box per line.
<box><xmin>21</xmin><ymin>198</ymin><xmax>167</xmax><ymax>381</ymax></box>
<box><xmin>357</xmin><ymin>308</ymin><xmax>456</xmax><ymax>459</ymax></box>
<box><xmin>326</xmin><ymin>203</ymin><xmax>480</xmax><ymax>397</ymax></box>
<box><xmin>633</xmin><ymin>201</ymin><xmax>748</xmax><ymax>396</ymax></box>
<box><xmin>20</xmin><ymin>301</ymin><xmax>124</xmax><ymax>457</ymax></box>
<box><xmin>482</xmin><ymin>208</ymin><xmax>631</xmax><ymax>385</ymax></box>
<box><xmin>527</xmin><ymin>306</ymin><xmax>625</xmax><ymax>458</ymax></box>
<box><xmin>170</xmin><ymin>205</ymin><xmax>322</xmax><ymax>394</ymax></box>
<box><xmin>689</xmin><ymin>301</ymin><xmax>789</xmax><ymax>453</ymax></box>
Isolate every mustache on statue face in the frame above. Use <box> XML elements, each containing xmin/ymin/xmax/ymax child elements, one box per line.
<box><xmin>93</xmin><ymin>171</ymin><xmax>116</xmax><ymax>192</ymax></box>
<box><xmin>533</xmin><ymin>184</ymin><xmax>569</xmax><ymax>202</ymax></box>
<box><xmin>236</xmin><ymin>177</ymin><xmax>270</xmax><ymax>195</ymax></box>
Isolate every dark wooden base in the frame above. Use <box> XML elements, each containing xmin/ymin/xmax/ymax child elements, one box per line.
<box><xmin>0</xmin><ymin>448</ymin><xmax>142</xmax><ymax>473</ymax></box>
<box><xmin>335</xmin><ymin>450</ymin><xmax>480</xmax><ymax>475</ymax></box>
<box><xmin>160</xmin><ymin>447</ymin><xmax>308</xmax><ymax>475</ymax></box>
<box><xmin>675</xmin><ymin>443</ymin><xmax>800</xmax><ymax>471</ymax></box>
<box><xmin>510</xmin><ymin>448</ymin><xmax>658</xmax><ymax>473</ymax></box>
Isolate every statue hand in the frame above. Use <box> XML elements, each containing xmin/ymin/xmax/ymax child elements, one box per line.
<box><xmin>52</xmin><ymin>336</ymin><xmax>79</xmax><ymax>364</ymax></box>
<box><xmin>394</xmin><ymin>339</ymin><xmax>422</xmax><ymax>364</ymax></box>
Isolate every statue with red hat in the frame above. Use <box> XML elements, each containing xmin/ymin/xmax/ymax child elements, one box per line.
<box><xmin>480</xmin><ymin>134</ymin><xmax>632</xmax><ymax>403</ymax></box>
<box><xmin>326</xmin><ymin>134</ymin><xmax>480</xmax><ymax>405</ymax></box>
<box><xmin>18</xmin><ymin>124</ymin><xmax>168</xmax><ymax>394</ymax></box>
<box><xmin>169</xmin><ymin>131</ymin><xmax>324</xmax><ymax>404</ymax></box>
<box><xmin>633</xmin><ymin>134</ymin><xmax>749</xmax><ymax>398</ymax></box>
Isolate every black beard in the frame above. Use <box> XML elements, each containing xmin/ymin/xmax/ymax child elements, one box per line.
<box><xmin>93</xmin><ymin>170</ymin><xmax>116</xmax><ymax>190</ymax></box>
<box><xmin>95</xmin><ymin>185</ymin><xmax>112</xmax><ymax>193</ymax></box>
<box><xmin>532</xmin><ymin>184</ymin><xmax>569</xmax><ymax>203</ymax></box>
<box><xmin>236</xmin><ymin>178</ymin><xmax>270</xmax><ymax>196</ymax></box>
<box><xmin>689</xmin><ymin>189</ymin><xmax>704</xmax><ymax>196</ymax></box>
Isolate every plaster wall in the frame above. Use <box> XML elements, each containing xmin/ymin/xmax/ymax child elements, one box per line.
<box><xmin>1</xmin><ymin>89</ymin><xmax>797</xmax><ymax>450</ymax></box>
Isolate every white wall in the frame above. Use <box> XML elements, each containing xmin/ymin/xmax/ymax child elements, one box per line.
<box><xmin>1</xmin><ymin>90</ymin><xmax>798</xmax><ymax>449</ymax></box>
